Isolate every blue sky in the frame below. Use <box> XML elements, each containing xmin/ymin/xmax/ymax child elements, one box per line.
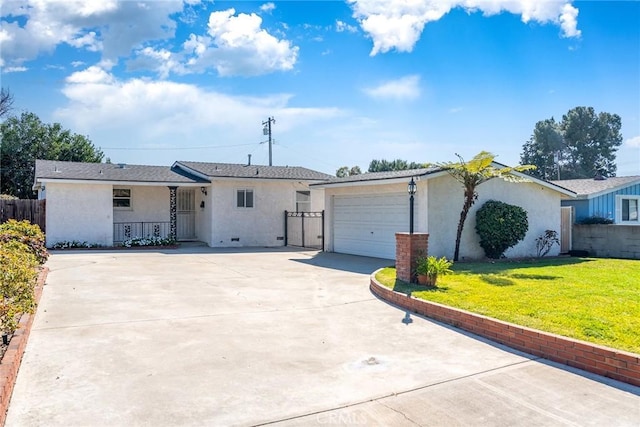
<box><xmin>1</xmin><ymin>0</ymin><xmax>639</xmax><ymax>176</ymax></box>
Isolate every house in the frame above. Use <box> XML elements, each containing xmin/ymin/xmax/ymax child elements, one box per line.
<box><xmin>33</xmin><ymin>159</ymin><xmax>331</xmax><ymax>248</ymax></box>
<box><xmin>311</xmin><ymin>166</ymin><xmax>576</xmax><ymax>260</ymax></box>
<box><xmin>551</xmin><ymin>176</ymin><xmax>640</xmax><ymax>224</ymax></box>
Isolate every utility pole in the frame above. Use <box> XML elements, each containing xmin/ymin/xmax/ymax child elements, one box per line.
<box><xmin>262</xmin><ymin>116</ymin><xmax>275</xmax><ymax>166</ymax></box>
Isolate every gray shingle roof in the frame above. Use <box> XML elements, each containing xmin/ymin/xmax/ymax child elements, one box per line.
<box><xmin>311</xmin><ymin>167</ymin><xmax>443</xmax><ymax>186</ymax></box>
<box><xmin>551</xmin><ymin>176</ymin><xmax>640</xmax><ymax>197</ymax></box>
<box><xmin>175</xmin><ymin>161</ymin><xmax>333</xmax><ymax>181</ymax></box>
<box><xmin>35</xmin><ymin>160</ymin><xmax>208</xmax><ymax>183</ymax></box>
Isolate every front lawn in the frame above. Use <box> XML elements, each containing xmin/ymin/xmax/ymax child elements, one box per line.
<box><xmin>376</xmin><ymin>258</ymin><xmax>640</xmax><ymax>354</ymax></box>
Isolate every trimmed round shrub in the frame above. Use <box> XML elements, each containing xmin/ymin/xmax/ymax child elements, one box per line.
<box><xmin>475</xmin><ymin>200</ymin><xmax>528</xmax><ymax>259</ymax></box>
<box><xmin>0</xmin><ymin>219</ymin><xmax>48</xmax><ymax>265</ymax></box>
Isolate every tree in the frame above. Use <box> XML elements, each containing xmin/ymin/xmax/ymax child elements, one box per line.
<box><xmin>521</xmin><ymin>107</ymin><xmax>623</xmax><ymax>179</ymax></box>
<box><xmin>520</xmin><ymin>118</ymin><xmax>563</xmax><ymax>180</ymax></box>
<box><xmin>439</xmin><ymin>151</ymin><xmax>535</xmax><ymax>261</ymax></box>
<box><xmin>0</xmin><ymin>112</ymin><xmax>104</xmax><ymax>198</ymax></box>
<box><xmin>368</xmin><ymin>159</ymin><xmax>424</xmax><ymax>172</ymax></box>
<box><xmin>336</xmin><ymin>165</ymin><xmax>362</xmax><ymax>177</ymax></box>
<box><xmin>0</xmin><ymin>88</ymin><xmax>14</xmax><ymax>119</ymax></box>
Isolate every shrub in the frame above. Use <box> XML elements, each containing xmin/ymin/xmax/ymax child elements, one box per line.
<box><xmin>475</xmin><ymin>200</ymin><xmax>528</xmax><ymax>259</ymax></box>
<box><xmin>0</xmin><ymin>240</ymin><xmax>37</xmax><ymax>334</ymax></box>
<box><xmin>122</xmin><ymin>236</ymin><xmax>177</xmax><ymax>247</ymax></box>
<box><xmin>535</xmin><ymin>230</ymin><xmax>560</xmax><ymax>257</ymax></box>
<box><xmin>578</xmin><ymin>216</ymin><xmax>613</xmax><ymax>225</ymax></box>
<box><xmin>51</xmin><ymin>240</ymin><xmax>103</xmax><ymax>249</ymax></box>
<box><xmin>0</xmin><ymin>219</ymin><xmax>49</xmax><ymax>265</ymax></box>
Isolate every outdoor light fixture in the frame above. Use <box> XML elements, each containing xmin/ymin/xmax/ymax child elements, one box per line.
<box><xmin>408</xmin><ymin>177</ymin><xmax>416</xmax><ymax>234</ymax></box>
<box><xmin>408</xmin><ymin>178</ymin><xmax>416</xmax><ymax>196</ymax></box>
<box><xmin>200</xmin><ymin>187</ymin><xmax>207</xmax><ymax>196</ymax></box>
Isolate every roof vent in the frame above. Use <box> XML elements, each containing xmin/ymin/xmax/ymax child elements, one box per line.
<box><xmin>118</xmin><ymin>163</ymin><xmax>126</xmax><ymax>169</ymax></box>
<box><xmin>248</xmin><ymin>154</ymin><xmax>252</xmax><ymax>166</ymax></box>
<box><xmin>256</xmin><ymin>168</ymin><xmax>259</xmax><ymax>175</ymax></box>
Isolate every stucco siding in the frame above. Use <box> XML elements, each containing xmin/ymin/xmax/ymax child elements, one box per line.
<box><xmin>209</xmin><ymin>180</ymin><xmax>317</xmax><ymax>247</ymax></box>
<box><xmin>45</xmin><ymin>183</ymin><xmax>113</xmax><ymax>247</ymax></box>
<box><xmin>112</xmin><ymin>186</ymin><xmax>170</xmax><ymax>223</ymax></box>
<box><xmin>428</xmin><ymin>175</ymin><xmax>562</xmax><ymax>260</ymax></box>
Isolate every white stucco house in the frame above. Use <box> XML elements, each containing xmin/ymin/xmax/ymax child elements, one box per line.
<box><xmin>34</xmin><ymin>159</ymin><xmax>331</xmax><ymax>248</ymax></box>
<box><xmin>311</xmin><ymin>166</ymin><xmax>576</xmax><ymax>260</ymax></box>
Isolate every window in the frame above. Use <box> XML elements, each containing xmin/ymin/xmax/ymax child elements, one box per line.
<box><xmin>113</xmin><ymin>188</ymin><xmax>131</xmax><ymax>209</ymax></box>
<box><xmin>296</xmin><ymin>191</ymin><xmax>311</xmax><ymax>212</ymax></box>
<box><xmin>615</xmin><ymin>195</ymin><xmax>640</xmax><ymax>224</ymax></box>
<box><xmin>237</xmin><ymin>189</ymin><xmax>254</xmax><ymax>208</ymax></box>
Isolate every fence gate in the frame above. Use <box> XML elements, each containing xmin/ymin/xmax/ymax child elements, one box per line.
<box><xmin>0</xmin><ymin>199</ymin><xmax>46</xmax><ymax>232</ymax></box>
<box><xmin>285</xmin><ymin>211</ymin><xmax>324</xmax><ymax>249</ymax></box>
<box><xmin>560</xmin><ymin>206</ymin><xmax>573</xmax><ymax>253</ymax></box>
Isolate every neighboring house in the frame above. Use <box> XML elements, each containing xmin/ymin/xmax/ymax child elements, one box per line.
<box><xmin>311</xmin><ymin>166</ymin><xmax>576</xmax><ymax>260</ymax></box>
<box><xmin>551</xmin><ymin>176</ymin><xmax>640</xmax><ymax>224</ymax></box>
<box><xmin>34</xmin><ymin>159</ymin><xmax>331</xmax><ymax>248</ymax></box>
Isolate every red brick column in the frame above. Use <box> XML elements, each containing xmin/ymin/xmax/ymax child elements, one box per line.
<box><xmin>395</xmin><ymin>232</ymin><xmax>429</xmax><ymax>283</ymax></box>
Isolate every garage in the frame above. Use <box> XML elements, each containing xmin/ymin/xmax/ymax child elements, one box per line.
<box><xmin>333</xmin><ymin>193</ymin><xmax>412</xmax><ymax>259</ymax></box>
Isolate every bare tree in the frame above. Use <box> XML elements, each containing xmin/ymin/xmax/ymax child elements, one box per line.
<box><xmin>0</xmin><ymin>88</ymin><xmax>14</xmax><ymax>118</ymax></box>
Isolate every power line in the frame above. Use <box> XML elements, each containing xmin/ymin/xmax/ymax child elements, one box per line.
<box><xmin>100</xmin><ymin>142</ymin><xmax>258</xmax><ymax>151</ymax></box>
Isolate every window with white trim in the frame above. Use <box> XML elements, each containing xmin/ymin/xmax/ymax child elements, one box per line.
<box><xmin>296</xmin><ymin>191</ymin><xmax>311</xmax><ymax>212</ymax></box>
<box><xmin>236</xmin><ymin>189</ymin><xmax>254</xmax><ymax>208</ymax></box>
<box><xmin>615</xmin><ymin>195</ymin><xmax>640</xmax><ymax>224</ymax></box>
<box><xmin>113</xmin><ymin>188</ymin><xmax>131</xmax><ymax>209</ymax></box>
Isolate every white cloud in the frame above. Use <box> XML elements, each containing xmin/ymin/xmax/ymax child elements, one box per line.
<box><xmin>626</xmin><ymin>136</ymin><xmax>640</xmax><ymax>148</ymax></box>
<box><xmin>348</xmin><ymin>0</ymin><xmax>581</xmax><ymax>55</ymax></box>
<box><xmin>1</xmin><ymin>66</ymin><xmax>28</xmax><ymax>73</ymax></box>
<box><xmin>363</xmin><ymin>75</ymin><xmax>421</xmax><ymax>100</ymax></box>
<box><xmin>0</xmin><ymin>0</ymin><xmax>189</xmax><ymax>68</ymax></box>
<box><xmin>336</xmin><ymin>20</ymin><xmax>358</xmax><ymax>33</ymax></box>
<box><xmin>180</xmin><ymin>8</ymin><xmax>298</xmax><ymax>77</ymax></box>
<box><xmin>55</xmin><ymin>69</ymin><xmax>341</xmax><ymax>148</ymax></box>
<box><xmin>260</xmin><ymin>3</ymin><xmax>276</xmax><ymax>13</ymax></box>
<box><xmin>71</xmin><ymin>61</ymin><xmax>85</xmax><ymax>68</ymax></box>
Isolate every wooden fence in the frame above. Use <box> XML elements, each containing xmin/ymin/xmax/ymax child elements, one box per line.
<box><xmin>0</xmin><ymin>199</ymin><xmax>46</xmax><ymax>232</ymax></box>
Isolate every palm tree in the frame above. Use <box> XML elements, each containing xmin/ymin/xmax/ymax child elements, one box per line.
<box><xmin>439</xmin><ymin>151</ymin><xmax>535</xmax><ymax>261</ymax></box>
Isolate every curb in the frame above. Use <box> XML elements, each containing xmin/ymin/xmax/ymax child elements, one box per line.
<box><xmin>370</xmin><ymin>271</ymin><xmax>640</xmax><ymax>387</ymax></box>
<box><xmin>0</xmin><ymin>267</ymin><xmax>48</xmax><ymax>426</ymax></box>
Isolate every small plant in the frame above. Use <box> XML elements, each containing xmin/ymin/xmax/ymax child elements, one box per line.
<box><xmin>475</xmin><ymin>200</ymin><xmax>528</xmax><ymax>259</ymax></box>
<box><xmin>0</xmin><ymin>219</ymin><xmax>48</xmax><ymax>265</ymax></box>
<box><xmin>578</xmin><ymin>216</ymin><xmax>613</xmax><ymax>225</ymax></box>
<box><xmin>122</xmin><ymin>236</ymin><xmax>177</xmax><ymax>247</ymax></box>
<box><xmin>415</xmin><ymin>255</ymin><xmax>453</xmax><ymax>286</ymax></box>
<box><xmin>535</xmin><ymin>230</ymin><xmax>560</xmax><ymax>257</ymax></box>
<box><xmin>51</xmin><ymin>240</ymin><xmax>103</xmax><ymax>249</ymax></box>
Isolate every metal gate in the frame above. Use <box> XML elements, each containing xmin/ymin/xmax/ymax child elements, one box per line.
<box><xmin>285</xmin><ymin>211</ymin><xmax>324</xmax><ymax>249</ymax></box>
<box><xmin>177</xmin><ymin>189</ymin><xmax>196</xmax><ymax>240</ymax></box>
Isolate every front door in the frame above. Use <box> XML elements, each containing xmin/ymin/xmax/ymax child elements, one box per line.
<box><xmin>177</xmin><ymin>189</ymin><xmax>196</xmax><ymax>240</ymax></box>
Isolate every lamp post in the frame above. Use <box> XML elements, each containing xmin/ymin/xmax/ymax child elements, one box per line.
<box><xmin>408</xmin><ymin>177</ymin><xmax>416</xmax><ymax>234</ymax></box>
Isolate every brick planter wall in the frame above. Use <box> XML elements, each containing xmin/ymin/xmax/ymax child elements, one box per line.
<box><xmin>370</xmin><ymin>273</ymin><xmax>640</xmax><ymax>387</ymax></box>
<box><xmin>395</xmin><ymin>233</ymin><xmax>428</xmax><ymax>283</ymax></box>
<box><xmin>0</xmin><ymin>267</ymin><xmax>48</xmax><ymax>425</ymax></box>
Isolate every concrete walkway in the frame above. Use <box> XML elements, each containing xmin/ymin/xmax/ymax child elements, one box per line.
<box><xmin>6</xmin><ymin>247</ymin><xmax>640</xmax><ymax>426</ymax></box>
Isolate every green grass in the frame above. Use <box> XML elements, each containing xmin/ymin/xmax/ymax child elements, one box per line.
<box><xmin>375</xmin><ymin>258</ymin><xmax>640</xmax><ymax>354</ymax></box>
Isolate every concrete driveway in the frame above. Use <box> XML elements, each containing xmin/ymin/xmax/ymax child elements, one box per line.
<box><xmin>7</xmin><ymin>247</ymin><xmax>640</xmax><ymax>426</ymax></box>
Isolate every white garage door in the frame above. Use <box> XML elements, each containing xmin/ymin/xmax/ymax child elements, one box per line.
<box><xmin>333</xmin><ymin>193</ymin><xmax>412</xmax><ymax>259</ymax></box>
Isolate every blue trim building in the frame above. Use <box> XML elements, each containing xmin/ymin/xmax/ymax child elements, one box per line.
<box><xmin>552</xmin><ymin>176</ymin><xmax>640</xmax><ymax>224</ymax></box>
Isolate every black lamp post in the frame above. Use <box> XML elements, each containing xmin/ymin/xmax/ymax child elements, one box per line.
<box><xmin>408</xmin><ymin>177</ymin><xmax>416</xmax><ymax>234</ymax></box>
